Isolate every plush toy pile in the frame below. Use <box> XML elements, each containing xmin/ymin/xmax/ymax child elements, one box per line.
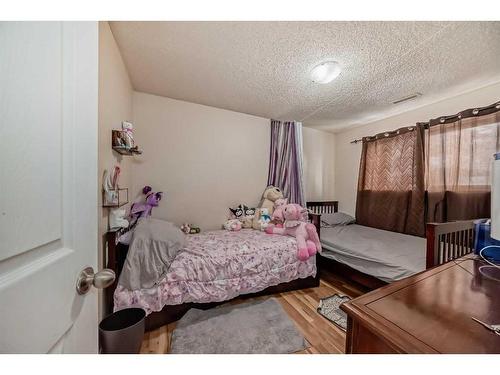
<box><xmin>222</xmin><ymin>185</ymin><xmax>321</xmax><ymax>261</ymax></box>
<box><xmin>224</xmin><ymin>186</ymin><xmax>286</xmax><ymax>232</ymax></box>
<box><xmin>252</xmin><ymin>186</ymin><xmax>284</xmax><ymax>230</ymax></box>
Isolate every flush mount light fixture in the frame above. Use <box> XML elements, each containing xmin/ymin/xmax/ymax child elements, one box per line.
<box><xmin>310</xmin><ymin>61</ymin><xmax>341</xmax><ymax>84</ymax></box>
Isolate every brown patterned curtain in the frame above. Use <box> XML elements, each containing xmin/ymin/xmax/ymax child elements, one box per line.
<box><xmin>425</xmin><ymin>111</ymin><xmax>500</xmax><ymax>222</ymax></box>
<box><xmin>356</xmin><ymin>125</ymin><xmax>425</xmax><ymax>237</ymax></box>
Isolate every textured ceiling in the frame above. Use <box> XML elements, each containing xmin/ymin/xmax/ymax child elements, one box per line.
<box><xmin>109</xmin><ymin>21</ymin><xmax>500</xmax><ymax>132</ymax></box>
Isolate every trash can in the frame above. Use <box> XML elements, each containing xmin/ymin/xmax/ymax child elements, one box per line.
<box><xmin>99</xmin><ymin>308</ymin><xmax>146</xmax><ymax>354</ymax></box>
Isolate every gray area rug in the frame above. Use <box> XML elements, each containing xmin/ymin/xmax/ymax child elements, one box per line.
<box><xmin>171</xmin><ymin>298</ymin><xmax>308</xmax><ymax>354</ymax></box>
<box><xmin>317</xmin><ymin>294</ymin><xmax>351</xmax><ymax>331</ymax></box>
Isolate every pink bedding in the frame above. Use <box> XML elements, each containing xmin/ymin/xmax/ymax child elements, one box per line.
<box><xmin>114</xmin><ymin>229</ymin><xmax>316</xmax><ymax>314</ymax></box>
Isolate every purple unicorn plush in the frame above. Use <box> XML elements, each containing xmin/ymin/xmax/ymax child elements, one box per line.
<box><xmin>129</xmin><ymin>186</ymin><xmax>163</xmax><ymax>227</ymax></box>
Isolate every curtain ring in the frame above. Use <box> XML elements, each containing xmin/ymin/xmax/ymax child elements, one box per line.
<box><xmin>458</xmin><ymin>113</ymin><xmax>462</xmax><ymax>119</ymax></box>
<box><xmin>440</xmin><ymin>118</ymin><xmax>445</xmax><ymax>123</ymax></box>
<box><xmin>384</xmin><ymin>132</ymin><xmax>389</xmax><ymax>137</ymax></box>
<box><xmin>472</xmin><ymin>109</ymin><xmax>479</xmax><ymax>115</ymax></box>
<box><xmin>496</xmin><ymin>103</ymin><xmax>500</xmax><ymax>109</ymax></box>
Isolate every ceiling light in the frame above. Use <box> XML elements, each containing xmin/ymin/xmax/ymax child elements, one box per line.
<box><xmin>310</xmin><ymin>61</ymin><xmax>341</xmax><ymax>84</ymax></box>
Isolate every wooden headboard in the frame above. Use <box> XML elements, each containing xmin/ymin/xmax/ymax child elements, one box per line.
<box><xmin>306</xmin><ymin>201</ymin><xmax>338</xmax><ymax>214</ymax></box>
<box><xmin>306</xmin><ymin>201</ymin><xmax>338</xmax><ymax>237</ymax></box>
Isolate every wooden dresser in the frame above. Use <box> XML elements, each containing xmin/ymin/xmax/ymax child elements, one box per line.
<box><xmin>341</xmin><ymin>254</ymin><xmax>500</xmax><ymax>353</ymax></box>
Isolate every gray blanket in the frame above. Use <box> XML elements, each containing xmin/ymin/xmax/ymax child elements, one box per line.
<box><xmin>320</xmin><ymin>224</ymin><xmax>426</xmax><ymax>282</ymax></box>
<box><xmin>118</xmin><ymin>218</ymin><xmax>186</xmax><ymax>290</ymax></box>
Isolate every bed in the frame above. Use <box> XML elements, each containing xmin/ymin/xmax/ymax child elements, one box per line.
<box><xmin>113</xmin><ymin>228</ymin><xmax>316</xmax><ymax>314</ymax></box>
<box><xmin>306</xmin><ymin>201</ymin><xmax>476</xmax><ymax>289</ymax></box>
<box><xmin>105</xmin><ymin>217</ymin><xmax>321</xmax><ymax>331</ymax></box>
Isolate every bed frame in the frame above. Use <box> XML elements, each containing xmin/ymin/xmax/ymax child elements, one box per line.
<box><xmin>305</xmin><ymin>201</ymin><xmax>477</xmax><ymax>291</ymax></box>
<box><xmin>426</xmin><ymin>220</ymin><xmax>476</xmax><ymax>269</ymax></box>
<box><xmin>305</xmin><ymin>201</ymin><xmax>387</xmax><ymax>290</ymax></box>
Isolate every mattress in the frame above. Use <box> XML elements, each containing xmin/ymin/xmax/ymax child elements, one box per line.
<box><xmin>114</xmin><ymin>229</ymin><xmax>316</xmax><ymax>314</ymax></box>
<box><xmin>319</xmin><ymin>224</ymin><xmax>426</xmax><ymax>283</ymax></box>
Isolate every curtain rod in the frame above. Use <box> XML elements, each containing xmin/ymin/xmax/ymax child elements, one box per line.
<box><xmin>350</xmin><ymin>100</ymin><xmax>500</xmax><ymax>144</ymax></box>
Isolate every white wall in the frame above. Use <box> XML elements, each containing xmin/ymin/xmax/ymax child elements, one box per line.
<box><xmin>98</xmin><ymin>22</ymin><xmax>133</xmax><ymax>315</ymax></box>
<box><xmin>131</xmin><ymin>92</ymin><xmax>270</xmax><ymax>230</ymax></box>
<box><xmin>334</xmin><ymin>81</ymin><xmax>500</xmax><ymax>216</ymax></box>
<box><xmin>302</xmin><ymin>127</ymin><xmax>336</xmax><ymax>201</ymax></box>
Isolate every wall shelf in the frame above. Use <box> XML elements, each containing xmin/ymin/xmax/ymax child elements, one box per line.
<box><xmin>112</xmin><ymin>146</ymin><xmax>142</xmax><ymax>155</ymax></box>
<box><xmin>112</xmin><ymin>129</ymin><xmax>142</xmax><ymax>155</ymax></box>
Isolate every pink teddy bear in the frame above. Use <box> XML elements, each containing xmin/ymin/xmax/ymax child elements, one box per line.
<box><xmin>266</xmin><ymin>203</ymin><xmax>321</xmax><ymax>261</ymax></box>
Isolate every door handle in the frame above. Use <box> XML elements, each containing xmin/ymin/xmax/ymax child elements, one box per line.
<box><xmin>76</xmin><ymin>266</ymin><xmax>116</xmax><ymax>295</ymax></box>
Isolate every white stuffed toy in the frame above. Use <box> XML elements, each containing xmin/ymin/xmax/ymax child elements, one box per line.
<box><xmin>224</xmin><ymin>219</ymin><xmax>242</xmax><ymax>231</ymax></box>
<box><xmin>109</xmin><ymin>208</ymin><xmax>129</xmax><ymax>229</ymax></box>
<box><xmin>258</xmin><ymin>207</ymin><xmax>272</xmax><ymax>231</ymax></box>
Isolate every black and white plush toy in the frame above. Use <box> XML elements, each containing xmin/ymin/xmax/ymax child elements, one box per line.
<box><xmin>228</xmin><ymin>204</ymin><xmax>256</xmax><ymax>229</ymax></box>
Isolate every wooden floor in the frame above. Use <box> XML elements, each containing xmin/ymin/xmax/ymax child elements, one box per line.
<box><xmin>140</xmin><ymin>270</ymin><xmax>366</xmax><ymax>354</ymax></box>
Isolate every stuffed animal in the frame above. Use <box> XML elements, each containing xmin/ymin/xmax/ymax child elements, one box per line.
<box><xmin>265</xmin><ymin>203</ymin><xmax>321</xmax><ymax>261</ymax></box>
<box><xmin>181</xmin><ymin>223</ymin><xmax>201</xmax><ymax>234</ymax></box>
<box><xmin>129</xmin><ymin>186</ymin><xmax>163</xmax><ymax>227</ymax></box>
<box><xmin>229</xmin><ymin>204</ymin><xmax>255</xmax><ymax>229</ymax></box>
<box><xmin>271</xmin><ymin>198</ymin><xmax>288</xmax><ymax>227</ymax></box>
<box><xmin>109</xmin><ymin>208</ymin><xmax>129</xmax><ymax>229</ymax></box>
<box><xmin>252</xmin><ymin>186</ymin><xmax>284</xmax><ymax>230</ymax></box>
<box><xmin>224</xmin><ymin>219</ymin><xmax>242</xmax><ymax>231</ymax></box>
<box><xmin>258</xmin><ymin>207</ymin><xmax>272</xmax><ymax>231</ymax></box>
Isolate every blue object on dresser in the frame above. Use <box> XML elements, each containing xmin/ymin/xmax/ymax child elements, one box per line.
<box><xmin>474</xmin><ymin>219</ymin><xmax>500</xmax><ymax>262</ymax></box>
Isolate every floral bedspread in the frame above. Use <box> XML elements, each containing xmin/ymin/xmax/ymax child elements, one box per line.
<box><xmin>114</xmin><ymin>229</ymin><xmax>316</xmax><ymax>314</ymax></box>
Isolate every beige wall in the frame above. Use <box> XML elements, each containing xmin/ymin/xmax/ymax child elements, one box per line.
<box><xmin>303</xmin><ymin>127</ymin><xmax>336</xmax><ymax>201</ymax></box>
<box><xmin>131</xmin><ymin>92</ymin><xmax>270</xmax><ymax>230</ymax></box>
<box><xmin>98</xmin><ymin>22</ymin><xmax>133</xmax><ymax>315</ymax></box>
<box><xmin>334</xmin><ymin>81</ymin><xmax>500</xmax><ymax>216</ymax></box>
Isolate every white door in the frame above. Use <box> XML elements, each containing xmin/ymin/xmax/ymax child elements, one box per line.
<box><xmin>0</xmin><ymin>22</ymin><xmax>100</xmax><ymax>353</ymax></box>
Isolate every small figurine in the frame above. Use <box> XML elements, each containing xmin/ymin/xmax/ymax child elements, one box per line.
<box><xmin>121</xmin><ymin>121</ymin><xmax>135</xmax><ymax>149</ymax></box>
<box><xmin>181</xmin><ymin>223</ymin><xmax>201</xmax><ymax>234</ymax></box>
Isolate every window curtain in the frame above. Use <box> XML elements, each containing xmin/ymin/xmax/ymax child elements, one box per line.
<box><xmin>356</xmin><ymin>125</ymin><xmax>425</xmax><ymax>237</ymax></box>
<box><xmin>267</xmin><ymin>120</ymin><xmax>305</xmax><ymax>206</ymax></box>
<box><xmin>425</xmin><ymin>111</ymin><xmax>500</xmax><ymax>222</ymax></box>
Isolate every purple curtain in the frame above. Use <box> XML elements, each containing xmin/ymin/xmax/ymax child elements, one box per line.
<box><xmin>267</xmin><ymin>120</ymin><xmax>305</xmax><ymax>206</ymax></box>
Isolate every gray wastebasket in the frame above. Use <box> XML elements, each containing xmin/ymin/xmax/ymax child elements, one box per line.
<box><xmin>99</xmin><ymin>308</ymin><xmax>146</xmax><ymax>354</ymax></box>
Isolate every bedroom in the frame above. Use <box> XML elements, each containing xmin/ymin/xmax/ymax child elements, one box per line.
<box><xmin>1</xmin><ymin>0</ymin><xmax>500</xmax><ymax>369</ymax></box>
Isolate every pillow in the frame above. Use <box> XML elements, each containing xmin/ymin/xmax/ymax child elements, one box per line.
<box><xmin>321</xmin><ymin>212</ymin><xmax>356</xmax><ymax>227</ymax></box>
